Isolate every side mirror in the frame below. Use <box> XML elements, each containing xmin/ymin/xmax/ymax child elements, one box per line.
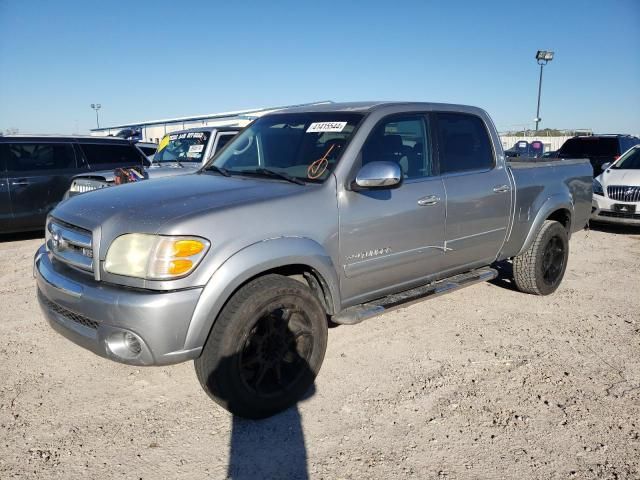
<box><xmin>601</xmin><ymin>162</ymin><xmax>612</xmax><ymax>171</ymax></box>
<box><xmin>353</xmin><ymin>161</ymin><xmax>402</xmax><ymax>190</ymax></box>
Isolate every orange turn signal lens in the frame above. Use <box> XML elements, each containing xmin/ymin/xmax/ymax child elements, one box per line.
<box><xmin>168</xmin><ymin>259</ymin><xmax>194</xmax><ymax>275</ymax></box>
<box><xmin>173</xmin><ymin>240</ymin><xmax>205</xmax><ymax>257</ymax></box>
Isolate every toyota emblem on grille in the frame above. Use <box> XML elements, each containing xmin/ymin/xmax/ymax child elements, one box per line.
<box><xmin>51</xmin><ymin>227</ymin><xmax>64</xmax><ymax>250</ymax></box>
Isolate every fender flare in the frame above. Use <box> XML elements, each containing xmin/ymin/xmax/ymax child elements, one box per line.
<box><xmin>182</xmin><ymin>237</ymin><xmax>341</xmax><ymax>352</ymax></box>
<box><xmin>516</xmin><ymin>194</ymin><xmax>574</xmax><ymax>256</ymax></box>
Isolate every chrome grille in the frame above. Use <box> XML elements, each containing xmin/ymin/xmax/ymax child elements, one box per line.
<box><xmin>70</xmin><ymin>178</ymin><xmax>108</xmax><ymax>194</ymax></box>
<box><xmin>607</xmin><ymin>185</ymin><xmax>640</xmax><ymax>202</ymax></box>
<box><xmin>38</xmin><ymin>291</ymin><xmax>99</xmax><ymax>329</ymax></box>
<box><xmin>46</xmin><ymin>219</ymin><xmax>94</xmax><ymax>272</ymax></box>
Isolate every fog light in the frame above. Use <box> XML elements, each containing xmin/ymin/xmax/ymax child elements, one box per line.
<box><xmin>106</xmin><ymin>331</ymin><xmax>145</xmax><ymax>360</ymax></box>
<box><xmin>124</xmin><ymin>332</ymin><xmax>142</xmax><ymax>355</ymax></box>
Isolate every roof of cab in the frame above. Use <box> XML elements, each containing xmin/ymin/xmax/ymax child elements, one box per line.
<box><xmin>0</xmin><ymin>134</ymin><xmax>134</xmax><ymax>144</ymax></box>
<box><xmin>273</xmin><ymin>101</ymin><xmax>486</xmax><ymax>116</ymax></box>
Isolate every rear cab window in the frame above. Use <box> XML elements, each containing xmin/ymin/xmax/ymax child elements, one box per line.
<box><xmin>1</xmin><ymin>142</ymin><xmax>76</xmax><ymax>174</ymax></box>
<box><xmin>559</xmin><ymin>137</ymin><xmax>620</xmax><ymax>157</ymax></box>
<box><xmin>79</xmin><ymin>142</ymin><xmax>146</xmax><ymax>169</ymax></box>
<box><xmin>435</xmin><ymin>113</ymin><xmax>494</xmax><ymax>174</ymax></box>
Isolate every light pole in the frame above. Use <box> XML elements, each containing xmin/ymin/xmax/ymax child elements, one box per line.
<box><xmin>534</xmin><ymin>50</ymin><xmax>554</xmax><ymax>131</ymax></box>
<box><xmin>90</xmin><ymin>103</ymin><xmax>102</xmax><ymax>129</ymax></box>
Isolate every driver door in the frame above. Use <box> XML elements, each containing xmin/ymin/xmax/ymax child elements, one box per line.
<box><xmin>338</xmin><ymin>114</ymin><xmax>446</xmax><ymax>305</ymax></box>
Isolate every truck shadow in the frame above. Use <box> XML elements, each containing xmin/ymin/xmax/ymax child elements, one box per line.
<box><xmin>0</xmin><ymin>230</ymin><xmax>44</xmax><ymax>244</ymax></box>
<box><xmin>226</xmin><ymin>387</ymin><xmax>313</xmax><ymax>480</ymax></box>
<box><xmin>489</xmin><ymin>260</ymin><xmax>519</xmax><ymax>292</ymax></box>
<box><xmin>588</xmin><ymin>222</ymin><xmax>640</xmax><ymax>236</ymax></box>
<box><xmin>207</xmin><ymin>348</ymin><xmax>316</xmax><ymax>478</ymax></box>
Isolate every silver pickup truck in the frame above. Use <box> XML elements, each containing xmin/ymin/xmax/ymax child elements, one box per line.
<box><xmin>35</xmin><ymin>102</ymin><xmax>592</xmax><ymax>418</ymax></box>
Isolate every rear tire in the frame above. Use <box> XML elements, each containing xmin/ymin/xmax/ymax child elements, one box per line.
<box><xmin>513</xmin><ymin>220</ymin><xmax>569</xmax><ymax>295</ymax></box>
<box><xmin>194</xmin><ymin>274</ymin><xmax>328</xmax><ymax>419</ymax></box>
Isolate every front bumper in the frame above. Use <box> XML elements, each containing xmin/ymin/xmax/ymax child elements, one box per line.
<box><xmin>591</xmin><ymin>195</ymin><xmax>640</xmax><ymax>226</ymax></box>
<box><xmin>34</xmin><ymin>245</ymin><xmax>204</xmax><ymax>365</ymax></box>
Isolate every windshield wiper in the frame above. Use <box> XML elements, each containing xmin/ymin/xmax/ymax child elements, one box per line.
<box><xmin>253</xmin><ymin>168</ymin><xmax>305</xmax><ymax>185</ymax></box>
<box><xmin>208</xmin><ymin>165</ymin><xmax>232</xmax><ymax>177</ymax></box>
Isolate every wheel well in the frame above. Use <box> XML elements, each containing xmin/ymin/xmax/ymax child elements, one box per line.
<box><xmin>235</xmin><ymin>264</ymin><xmax>335</xmax><ymax>315</ymax></box>
<box><xmin>547</xmin><ymin>209</ymin><xmax>571</xmax><ymax>232</ymax></box>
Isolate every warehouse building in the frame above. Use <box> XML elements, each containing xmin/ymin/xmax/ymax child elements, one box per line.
<box><xmin>90</xmin><ymin>100</ymin><xmax>332</xmax><ymax>143</ymax></box>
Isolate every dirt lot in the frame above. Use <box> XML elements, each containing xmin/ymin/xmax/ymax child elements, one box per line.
<box><xmin>1</xmin><ymin>225</ymin><xmax>639</xmax><ymax>479</ymax></box>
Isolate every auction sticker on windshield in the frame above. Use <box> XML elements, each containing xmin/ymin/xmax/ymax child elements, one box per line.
<box><xmin>188</xmin><ymin>144</ymin><xmax>204</xmax><ymax>153</ymax></box>
<box><xmin>306</xmin><ymin>122</ymin><xmax>347</xmax><ymax>133</ymax></box>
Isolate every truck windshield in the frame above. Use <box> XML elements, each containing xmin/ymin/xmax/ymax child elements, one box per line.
<box><xmin>612</xmin><ymin>147</ymin><xmax>640</xmax><ymax>170</ymax></box>
<box><xmin>154</xmin><ymin>131</ymin><xmax>211</xmax><ymax>163</ymax></box>
<box><xmin>205</xmin><ymin>113</ymin><xmax>363</xmax><ymax>182</ymax></box>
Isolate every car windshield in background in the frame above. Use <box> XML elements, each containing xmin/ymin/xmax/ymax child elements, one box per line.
<box><xmin>612</xmin><ymin>147</ymin><xmax>640</xmax><ymax>170</ymax></box>
<box><xmin>559</xmin><ymin>137</ymin><xmax>618</xmax><ymax>157</ymax></box>
<box><xmin>205</xmin><ymin>113</ymin><xmax>363</xmax><ymax>182</ymax></box>
<box><xmin>154</xmin><ymin>131</ymin><xmax>211</xmax><ymax>163</ymax></box>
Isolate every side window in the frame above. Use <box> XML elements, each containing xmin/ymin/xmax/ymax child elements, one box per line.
<box><xmin>79</xmin><ymin>144</ymin><xmax>144</xmax><ymax>167</ymax></box>
<box><xmin>436</xmin><ymin>113</ymin><xmax>494</xmax><ymax>174</ymax></box>
<box><xmin>4</xmin><ymin>143</ymin><xmax>76</xmax><ymax>173</ymax></box>
<box><xmin>362</xmin><ymin>115</ymin><xmax>432</xmax><ymax>179</ymax></box>
<box><xmin>214</xmin><ymin>133</ymin><xmax>235</xmax><ymax>153</ymax></box>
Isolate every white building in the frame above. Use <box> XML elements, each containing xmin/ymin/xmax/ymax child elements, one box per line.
<box><xmin>90</xmin><ymin>101</ymin><xmax>332</xmax><ymax>143</ymax></box>
<box><xmin>499</xmin><ymin>130</ymin><xmax>593</xmax><ymax>153</ymax></box>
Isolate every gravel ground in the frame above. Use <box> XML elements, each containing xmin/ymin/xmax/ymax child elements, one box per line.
<box><xmin>1</xmin><ymin>225</ymin><xmax>639</xmax><ymax>479</ymax></box>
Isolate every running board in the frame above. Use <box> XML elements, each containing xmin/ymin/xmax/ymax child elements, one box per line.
<box><xmin>332</xmin><ymin>267</ymin><xmax>497</xmax><ymax>325</ymax></box>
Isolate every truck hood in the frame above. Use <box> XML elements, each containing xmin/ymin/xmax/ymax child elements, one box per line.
<box><xmin>73</xmin><ymin>163</ymin><xmax>200</xmax><ymax>183</ymax></box>
<box><xmin>597</xmin><ymin>168</ymin><xmax>640</xmax><ymax>187</ymax></box>
<box><xmin>53</xmin><ymin>172</ymin><xmax>304</xmax><ymax>233</ymax></box>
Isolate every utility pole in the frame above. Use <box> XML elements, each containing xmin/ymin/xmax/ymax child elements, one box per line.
<box><xmin>91</xmin><ymin>103</ymin><xmax>102</xmax><ymax>129</ymax></box>
<box><xmin>534</xmin><ymin>50</ymin><xmax>554</xmax><ymax>132</ymax></box>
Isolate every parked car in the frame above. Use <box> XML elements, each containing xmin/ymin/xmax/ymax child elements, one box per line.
<box><xmin>66</xmin><ymin>126</ymin><xmax>239</xmax><ymax>197</ymax></box>
<box><xmin>558</xmin><ymin>134</ymin><xmax>640</xmax><ymax>177</ymax></box>
<box><xmin>35</xmin><ymin>102</ymin><xmax>592</xmax><ymax>419</ymax></box>
<box><xmin>505</xmin><ymin>140</ymin><xmax>545</xmax><ymax>158</ymax></box>
<box><xmin>542</xmin><ymin>150</ymin><xmax>558</xmax><ymax>158</ymax></box>
<box><xmin>0</xmin><ymin>136</ymin><xmax>147</xmax><ymax>234</ymax></box>
<box><xmin>591</xmin><ymin>145</ymin><xmax>640</xmax><ymax>225</ymax></box>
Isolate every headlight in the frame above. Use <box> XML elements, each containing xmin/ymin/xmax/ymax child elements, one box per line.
<box><xmin>593</xmin><ymin>179</ymin><xmax>604</xmax><ymax>196</ymax></box>
<box><xmin>104</xmin><ymin>234</ymin><xmax>210</xmax><ymax>280</ymax></box>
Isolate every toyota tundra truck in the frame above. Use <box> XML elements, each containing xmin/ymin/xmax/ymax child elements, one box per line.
<box><xmin>35</xmin><ymin>102</ymin><xmax>592</xmax><ymax>418</ymax></box>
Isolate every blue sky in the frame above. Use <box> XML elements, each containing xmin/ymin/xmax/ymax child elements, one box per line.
<box><xmin>0</xmin><ymin>0</ymin><xmax>638</xmax><ymax>135</ymax></box>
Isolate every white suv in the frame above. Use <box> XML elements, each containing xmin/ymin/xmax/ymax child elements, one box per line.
<box><xmin>591</xmin><ymin>145</ymin><xmax>640</xmax><ymax>225</ymax></box>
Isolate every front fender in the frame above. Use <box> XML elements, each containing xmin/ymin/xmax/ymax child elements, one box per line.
<box><xmin>517</xmin><ymin>194</ymin><xmax>573</xmax><ymax>256</ymax></box>
<box><xmin>182</xmin><ymin>237</ymin><xmax>340</xmax><ymax>352</ymax></box>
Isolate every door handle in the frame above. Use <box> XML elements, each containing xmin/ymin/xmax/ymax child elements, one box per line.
<box><xmin>493</xmin><ymin>184</ymin><xmax>510</xmax><ymax>193</ymax></box>
<box><xmin>418</xmin><ymin>195</ymin><xmax>440</xmax><ymax>206</ymax></box>
<box><xmin>11</xmin><ymin>180</ymin><xmax>30</xmax><ymax>186</ymax></box>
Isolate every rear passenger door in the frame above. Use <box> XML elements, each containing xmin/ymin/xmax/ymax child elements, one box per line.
<box><xmin>0</xmin><ymin>151</ymin><xmax>12</xmax><ymax>232</ymax></box>
<box><xmin>435</xmin><ymin>112</ymin><xmax>511</xmax><ymax>273</ymax></box>
<box><xmin>4</xmin><ymin>141</ymin><xmax>78</xmax><ymax>231</ymax></box>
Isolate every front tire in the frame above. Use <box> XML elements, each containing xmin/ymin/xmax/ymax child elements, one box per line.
<box><xmin>194</xmin><ymin>274</ymin><xmax>328</xmax><ymax>419</ymax></box>
<box><xmin>513</xmin><ymin>220</ymin><xmax>569</xmax><ymax>295</ymax></box>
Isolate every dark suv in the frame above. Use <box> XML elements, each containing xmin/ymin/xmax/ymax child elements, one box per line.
<box><xmin>0</xmin><ymin>136</ymin><xmax>148</xmax><ymax>234</ymax></box>
<box><xmin>558</xmin><ymin>135</ymin><xmax>640</xmax><ymax>177</ymax></box>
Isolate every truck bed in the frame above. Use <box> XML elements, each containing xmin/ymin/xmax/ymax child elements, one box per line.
<box><xmin>499</xmin><ymin>157</ymin><xmax>593</xmax><ymax>259</ymax></box>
